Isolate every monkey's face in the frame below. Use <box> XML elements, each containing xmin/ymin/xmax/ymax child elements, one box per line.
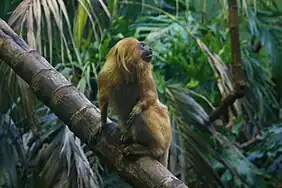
<box><xmin>139</xmin><ymin>41</ymin><xmax>152</xmax><ymax>62</ymax></box>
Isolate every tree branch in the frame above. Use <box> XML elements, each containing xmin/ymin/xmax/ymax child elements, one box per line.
<box><xmin>238</xmin><ymin>134</ymin><xmax>261</xmax><ymax>149</ymax></box>
<box><xmin>208</xmin><ymin>0</ymin><xmax>246</xmax><ymax>123</ymax></box>
<box><xmin>209</xmin><ymin>81</ymin><xmax>246</xmax><ymax>122</ymax></box>
<box><xmin>0</xmin><ymin>18</ymin><xmax>188</xmax><ymax>188</ymax></box>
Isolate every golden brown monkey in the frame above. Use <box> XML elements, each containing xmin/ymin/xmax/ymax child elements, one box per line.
<box><xmin>97</xmin><ymin>37</ymin><xmax>172</xmax><ymax>167</ymax></box>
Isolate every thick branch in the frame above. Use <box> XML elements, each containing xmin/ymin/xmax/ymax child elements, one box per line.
<box><xmin>209</xmin><ymin>0</ymin><xmax>246</xmax><ymax>123</ymax></box>
<box><xmin>229</xmin><ymin>0</ymin><xmax>245</xmax><ymax>84</ymax></box>
<box><xmin>0</xmin><ymin>18</ymin><xmax>188</xmax><ymax>188</ymax></box>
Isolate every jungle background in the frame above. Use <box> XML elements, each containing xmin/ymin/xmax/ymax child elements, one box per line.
<box><xmin>1</xmin><ymin>0</ymin><xmax>282</xmax><ymax>187</ymax></box>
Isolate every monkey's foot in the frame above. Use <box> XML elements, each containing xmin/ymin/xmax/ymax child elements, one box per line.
<box><xmin>116</xmin><ymin>144</ymin><xmax>146</xmax><ymax>171</ymax></box>
<box><xmin>122</xmin><ymin>143</ymin><xmax>151</xmax><ymax>157</ymax></box>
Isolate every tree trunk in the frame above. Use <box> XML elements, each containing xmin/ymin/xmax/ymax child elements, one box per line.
<box><xmin>0</xmin><ymin>18</ymin><xmax>188</xmax><ymax>188</ymax></box>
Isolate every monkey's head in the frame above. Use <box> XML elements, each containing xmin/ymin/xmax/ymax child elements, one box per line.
<box><xmin>107</xmin><ymin>37</ymin><xmax>153</xmax><ymax>72</ymax></box>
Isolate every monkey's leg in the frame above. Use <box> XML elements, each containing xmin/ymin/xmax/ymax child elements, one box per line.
<box><xmin>122</xmin><ymin>144</ymin><xmax>169</xmax><ymax>167</ymax></box>
<box><xmin>97</xmin><ymin>71</ymin><xmax>112</xmax><ymax>127</ymax></box>
<box><xmin>98</xmin><ymin>95</ymin><xmax>109</xmax><ymax>127</ymax></box>
<box><xmin>122</xmin><ymin>143</ymin><xmax>163</xmax><ymax>159</ymax></box>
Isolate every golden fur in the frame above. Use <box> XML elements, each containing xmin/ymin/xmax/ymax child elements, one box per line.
<box><xmin>97</xmin><ymin>37</ymin><xmax>172</xmax><ymax>167</ymax></box>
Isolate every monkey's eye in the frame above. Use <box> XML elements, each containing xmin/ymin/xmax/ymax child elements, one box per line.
<box><xmin>139</xmin><ymin>42</ymin><xmax>145</xmax><ymax>48</ymax></box>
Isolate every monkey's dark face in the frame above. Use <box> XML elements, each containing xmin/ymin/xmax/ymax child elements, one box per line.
<box><xmin>139</xmin><ymin>41</ymin><xmax>153</xmax><ymax>62</ymax></box>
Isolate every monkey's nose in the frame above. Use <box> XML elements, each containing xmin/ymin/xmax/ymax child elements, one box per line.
<box><xmin>142</xmin><ymin>47</ymin><xmax>153</xmax><ymax>62</ymax></box>
<box><xmin>146</xmin><ymin>46</ymin><xmax>153</xmax><ymax>56</ymax></box>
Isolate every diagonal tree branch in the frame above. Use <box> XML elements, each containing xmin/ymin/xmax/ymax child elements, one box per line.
<box><xmin>0</xmin><ymin>18</ymin><xmax>188</xmax><ymax>188</ymax></box>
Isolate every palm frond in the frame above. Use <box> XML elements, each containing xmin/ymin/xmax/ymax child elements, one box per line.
<box><xmin>165</xmin><ymin>85</ymin><xmax>270</xmax><ymax>187</ymax></box>
<box><xmin>0</xmin><ymin>61</ymin><xmax>39</xmax><ymax>135</ymax></box>
<box><xmin>241</xmin><ymin>48</ymin><xmax>279</xmax><ymax>130</ymax></box>
<box><xmin>26</xmin><ymin>109</ymin><xmax>102</xmax><ymax>188</ymax></box>
<box><xmin>8</xmin><ymin>0</ymin><xmax>80</xmax><ymax>64</ymax></box>
<box><xmin>0</xmin><ymin>113</ymin><xmax>25</xmax><ymax>188</ymax></box>
<box><xmin>247</xmin><ymin>124</ymin><xmax>282</xmax><ymax>184</ymax></box>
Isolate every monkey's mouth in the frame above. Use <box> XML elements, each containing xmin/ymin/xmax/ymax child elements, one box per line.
<box><xmin>142</xmin><ymin>54</ymin><xmax>153</xmax><ymax>62</ymax></box>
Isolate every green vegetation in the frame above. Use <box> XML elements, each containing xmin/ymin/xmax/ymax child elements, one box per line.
<box><xmin>1</xmin><ymin>0</ymin><xmax>282</xmax><ymax>187</ymax></box>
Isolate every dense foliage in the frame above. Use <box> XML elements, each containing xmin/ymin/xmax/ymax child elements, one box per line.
<box><xmin>1</xmin><ymin>0</ymin><xmax>282</xmax><ymax>187</ymax></box>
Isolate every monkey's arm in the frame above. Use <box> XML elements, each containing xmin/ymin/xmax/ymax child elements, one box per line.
<box><xmin>126</xmin><ymin>64</ymin><xmax>158</xmax><ymax>125</ymax></box>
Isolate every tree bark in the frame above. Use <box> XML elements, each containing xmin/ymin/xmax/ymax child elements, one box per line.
<box><xmin>228</xmin><ymin>0</ymin><xmax>245</xmax><ymax>85</ymax></box>
<box><xmin>208</xmin><ymin>0</ymin><xmax>246</xmax><ymax>123</ymax></box>
<box><xmin>0</xmin><ymin>18</ymin><xmax>188</xmax><ymax>188</ymax></box>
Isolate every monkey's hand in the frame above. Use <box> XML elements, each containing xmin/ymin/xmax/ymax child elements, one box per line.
<box><xmin>127</xmin><ymin>104</ymin><xmax>142</xmax><ymax>126</ymax></box>
<box><xmin>120</xmin><ymin>131</ymin><xmax>134</xmax><ymax>145</ymax></box>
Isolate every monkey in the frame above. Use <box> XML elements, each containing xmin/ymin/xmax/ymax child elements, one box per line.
<box><xmin>97</xmin><ymin>37</ymin><xmax>172</xmax><ymax>168</ymax></box>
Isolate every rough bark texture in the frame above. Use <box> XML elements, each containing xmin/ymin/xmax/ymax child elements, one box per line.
<box><xmin>228</xmin><ymin>0</ymin><xmax>245</xmax><ymax>85</ymax></box>
<box><xmin>0</xmin><ymin>18</ymin><xmax>188</xmax><ymax>188</ymax></box>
